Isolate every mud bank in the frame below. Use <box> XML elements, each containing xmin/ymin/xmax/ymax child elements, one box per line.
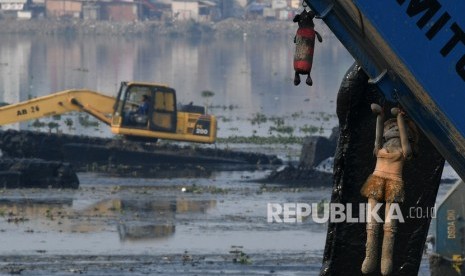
<box><xmin>0</xmin><ymin>253</ymin><xmax>318</xmax><ymax>275</ymax></box>
<box><xmin>0</xmin><ymin>158</ymin><xmax>78</xmax><ymax>189</ymax></box>
<box><xmin>0</xmin><ymin>130</ymin><xmax>282</xmax><ymax>175</ymax></box>
<box><xmin>265</xmin><ymin>128</ymin><xmax>338</xmax><ymax>186</ymax></box>
<box><xmin>265</xmin><ymin>165</ymin><xmax>332</xmax><ymax>187</ymax></box>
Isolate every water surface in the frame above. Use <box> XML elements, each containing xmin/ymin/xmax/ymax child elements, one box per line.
<box><xmin>0</xmin><ymin>34</ymin><xmax>354</xmax><ymax>138</ymax></box>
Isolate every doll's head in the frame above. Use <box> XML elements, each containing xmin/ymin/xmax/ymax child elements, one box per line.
<box><xmin>295</xmin><ymin>10</ymin><xmax>316</xmax><ymax>28</ymax></box>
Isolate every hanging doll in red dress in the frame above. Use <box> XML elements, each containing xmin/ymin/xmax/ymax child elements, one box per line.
<box><xmin>293</xmin><ymin>8</ymin><xmax>323</xmax><ymax>86</ymax></box>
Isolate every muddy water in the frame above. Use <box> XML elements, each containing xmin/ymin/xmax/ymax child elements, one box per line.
<box><xmin>0</xmin><ymin>32</ymin><xmax>442</xmax><ymax>274</ymax></box>
<box><xmin>0</xmin><ymin>31</ymin><xmax>350</xmax><ymax>274</ymax></box>
<box><xmin>0</xmin><ymin>170</ymin><xmax>329</xmax><ymax>274</ymax></box>
<box><xmin>0</xmin><ymin>169</ymin><xmax>442</xmax><ymax>274</ymax></box>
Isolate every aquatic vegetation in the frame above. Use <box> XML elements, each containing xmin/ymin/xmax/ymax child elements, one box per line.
<box><xmin>291</xmin><ymin>111</ymin><xmax>304</xmax><ymax>119</ymax></box>
<box><xmin>230</xmin><ymin>246</ymin><xmax>252</xmax><ymax>265</ymax></box>
<box><xmin>299</xmin><ymin>124</ymin><xmax>319</xmax><ymax>135</ymax></box>
<box><xmin>249</xmin><ymin>113</ymin><xmax>267</xmax><ymax>125</ymax></box>
<box><xmin>269</xmin><ymin>116</ymin><xmax>285</xmax><ymax>127</ymax></box>
<box><xmin>64</xmin><ymin>118</ymin><xmax>73</xmax><ymax>131</ymax></box>
<box><xmin>209</xmin><ymin>104</ymin><xmax>239</xmax><ymax>110</ymax></box>
<box><xmin>31</xmin><ymin>119</ymin><xmax>46</xmax><ymax>128</ymax></box>
<box><xmin>220</xmin><ymin>117</ymin><xmax>232</xmax><ymax>122</ymax></box>
<box><xmin>182</xmin><ymin>185</ymin><xmax>229</xmax><ymax>194</ymax></box>
<box><xmin>218</xmin><ymin>136</ymin><xmax>304</xmax><ymax>145</ymax></box>
<box><xmin>78</xmin><ymin>115</ymin><xmax>99</xmax><ymax>128</ymax></box>
<box><xmin>31</xmin><ymin>119</ymin><xmax>60</xmax><ymax>132</ymax></box>
<box><xmin>45</xmin><ymin>209</ymin><xmax>54</xmax><ymax>220</ymax></box>
<box><xmin>268</xmin><ymin>125</ymin><xmax>294</xmax><ymax>136</ymax></box>
<box><xmin>201</xmin><ymin>90</ymin><xmax>215</xmax><ymax>98</ymax></box>
<box><xmin>47</xmin><ymin>122</ymin><xmax>60</xmax><ymax>133</ymax></box>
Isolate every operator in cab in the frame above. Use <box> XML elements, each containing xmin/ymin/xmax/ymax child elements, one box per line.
<box><xmin>137</xmin><ymin>95</ymin><xmax>150</xmax><ymax>115</ymax></box>
<box><xmin>125</xmin><ymin>94</ymin><xmax>150</xmax><ymax>126</ymax></box>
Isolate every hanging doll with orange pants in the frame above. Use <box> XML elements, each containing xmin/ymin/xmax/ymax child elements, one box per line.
<box><xmin>360</xmin><ymin>104</ymin><xmax>418</xmax><ymax>275</ymax></box>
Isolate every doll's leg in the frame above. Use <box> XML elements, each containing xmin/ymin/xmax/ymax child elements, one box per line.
<box><xmin>362</xmin><ymin>197</ymin><xmax>381</xmax><ymax>274</ymax></box>
<box><xmin>294</xmin><ymin>72</ymin><xmax>301</xmax><ymax>86</ymax></box>
<box><xmin>305</xmin><ymin>74</ymin><xmax>313</xmax><ymax>86</ymax></box>
<box><xmin>381</xmin><ymin>202</ymin><xmax>398</xmax><ymax>275</ymax></box>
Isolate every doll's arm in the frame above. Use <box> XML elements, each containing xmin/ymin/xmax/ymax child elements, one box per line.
<box><xmin>371</xmin><ymin>104</ymin><xmax>384</xmax><ymax>156</ymax></box>
<box><xmin>392</xmin><ymin>107</ymin><xmax>412</xmax><ymax>159</ymax></box>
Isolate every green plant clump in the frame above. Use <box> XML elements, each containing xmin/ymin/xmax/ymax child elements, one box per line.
<box><xmin>249</xmin><ymin>113</ymin><xmax>267</xmax><ymax>125</ymax></box>
<box><xmin>218</xmin><ymin>135</ymin><xmax>303</xmax><ymax>145</ymax></box>
<box><xmin>201</xmin><ymin>90</ymin><xmax>215</xmax><ymax>98</ymax></box>
<box><xmin>78</xmin><ymin>115</ymin><xmax>99</xmax><ymax>127</ymax></box>
<box><xmin>269</xmin><ymin>125</ymin><xmax>294</xmax><ymax>136</ymax></box>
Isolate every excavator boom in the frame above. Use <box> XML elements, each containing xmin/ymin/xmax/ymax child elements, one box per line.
<box><xmin>0</xmin><ymin>90</ymin><xmax>116</xmax><ymax>126</ymax></box>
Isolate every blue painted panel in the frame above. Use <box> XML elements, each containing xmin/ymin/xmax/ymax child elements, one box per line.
<box><xmin>353</xmin><ymin>0</ymin><xmax>465</xmax><ymax>135</ymax></box>
<box><xmin>305</xmin><ymin>0</ymin><xmax>465</xmax><ymax>181</ymax></box>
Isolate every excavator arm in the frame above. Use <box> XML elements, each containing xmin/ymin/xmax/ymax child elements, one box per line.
<box><xmin>0</xmin><ymin>90</ymin><xmax>116</xmax><ymax>126</ymax></box>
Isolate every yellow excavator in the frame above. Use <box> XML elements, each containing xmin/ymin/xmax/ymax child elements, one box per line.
<box><xmin>0</xmin><ymin>81</ymin><xmax>217</xmax><ymax>143</ymax></box>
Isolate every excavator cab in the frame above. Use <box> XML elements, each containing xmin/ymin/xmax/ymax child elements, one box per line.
<box><xmin>110</xmin><ymin>82</ymin><xmax>217</xmax><ymax>143</ymax></box>
<box><xmin>114</xmin><ymin>82</ymin><xmax>177</xmax><ymax>132</ymax></box>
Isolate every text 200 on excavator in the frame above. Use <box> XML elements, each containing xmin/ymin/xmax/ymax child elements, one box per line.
<box><xmin>0</xmin><ymin>81</ymin><xmax>217</xmax><ymax>143</ymax></box>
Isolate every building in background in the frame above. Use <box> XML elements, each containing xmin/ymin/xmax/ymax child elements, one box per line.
<box><xmin>172</xmin><ymin>0</ymin><xmax>216</xmax><ymax>22</ymax></box>
<box><xmin>0</xmin><ymin>0</ymin><xmax>26</xmax><ymax>12</ymax></box>
<box><xmin>290</xmin><ymin>0</ymin><xmax>300</xmax><ymax>9</ymax></box>
<box><xmin>29</xmin><ymin>0</ymin><xmax>46</xmax><ymax>18</ymax></box>
<box><xmin>0</xmin><ymin>0</ymin><xmax>298</xmax><ymax>21</ymax></box>
<box><xmin>100</xmin><ymin>1</ymin><xmax>138</xmax><ymax>22</ymax></box>
<box><xmin>219</xmin><ymin>0</ymin><xmax>248</xmax><ymax>19</ymax></box>
<box><xmin>46</xmin><ymin>0</ymin><xmax>81</xmax><ymax>18</ymax></box>
<box><xmin>0</xmin><ymin>0</ymin><xmax>30</xmax><ymax>18</ymax></box>
<box><xmin>256</xmin><ymin>0</ymin><xmax>296</xmax><ymax>20</ymax></box>
<box><xmin>82</xmin><ymin>3</ymin><xmax>100</xmax><ymax>21</ymax></box>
